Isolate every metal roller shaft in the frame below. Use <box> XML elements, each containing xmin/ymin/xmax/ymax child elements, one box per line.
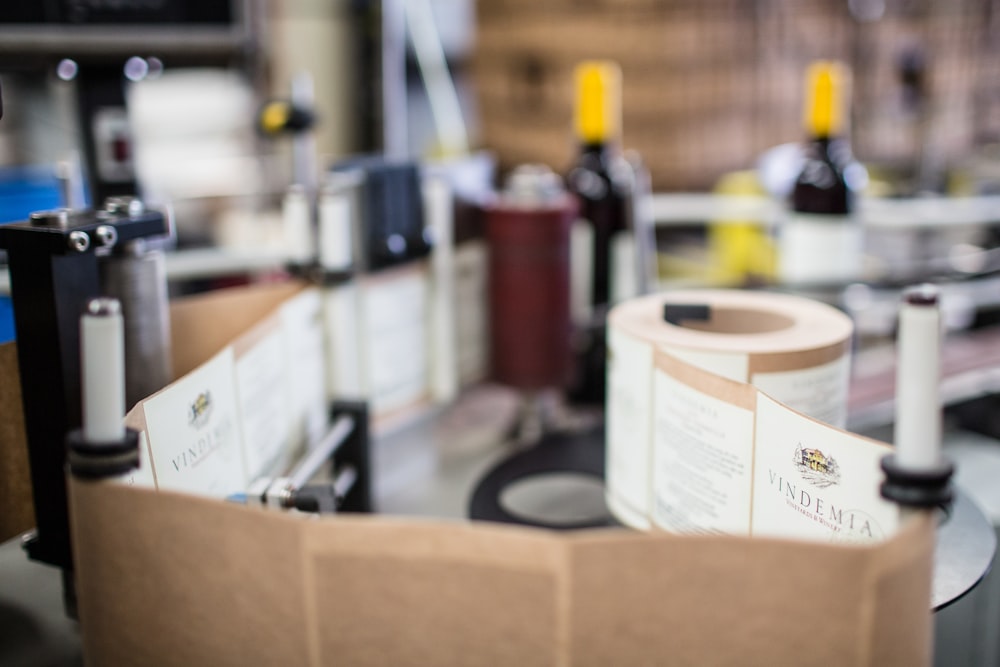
<box><xmin>100</xmin><ymin>239</ymin><xmax>172</xmax><ymax>409</ymax></box>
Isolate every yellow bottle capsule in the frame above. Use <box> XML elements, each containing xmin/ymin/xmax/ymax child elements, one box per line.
<box><xmin>260</xmin><ymin>101</ymin><xmax>292</xmax><ymax>135</ymax></box>
<box><xmin>574</xmin><ymin>61</ymin><xmax>621</xmax><ymax>144</ymax></box>
<box><xmin>803</xmin><ymin>61</ymin><xmax>847</xmax><ymax>138</ymax></box>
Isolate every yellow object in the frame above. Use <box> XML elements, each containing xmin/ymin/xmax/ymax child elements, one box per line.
<box><xmin>803</xmin><ymin>61</ymin><xmax>847</xmax><ymax>137</ymax></box>
<box><xmin>574</xmin><ymin>61</ymin><xmax>621</xmax><ymax>143</ymax></box>
<box><xmin>260</xmin><ymin>101</ymin><xmax>291</xmax><ymax>134</ymax></box>
<box><xmin>708</xmin><ymin>171</ymin><xmax>775</xmax><ymax>284</ymax></box>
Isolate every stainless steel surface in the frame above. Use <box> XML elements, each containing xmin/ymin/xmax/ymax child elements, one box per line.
<box><xmin>102</xmin><ymin>196</ymin><xmax>144</xmax><ymax>218</ymax></box>
<box><xmin>934</xmin><ymin>491</ymin><xmax>997</xmax><ymax>610</ymax></box>
<box><xmin>290</xmin><ymin>73</ymin><xmax>319</xmax><ymax>195</ymax></box>
<box><xmin>650</xmin><ymin>193</ymin><xmax>1000</xmax><ymax>229</ymax></box>
<box><xmin>381</xmin><ymin>0</ymin><xmax>408</xmax><ymax>158</ymax></box>
<box><xmin>333</xmin><ymin>465</ymin><xmax>359</xmax><ymax>500</ymax></box>
<box><xmin>100</xmin><ymin>243</ymin><xmax>172</xmax><ymax>409</ymax></box>
<box><xmin>287</xmin><ymin>415</ymin><xmax>354</xmax><ymax>491</ymax></box>
<box><xmin>0</xmin><ymin>537</ymin><xmax>81</xmax><ymax>666</ymax></box>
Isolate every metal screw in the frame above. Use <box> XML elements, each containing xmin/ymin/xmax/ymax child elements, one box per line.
<box><xmin>94</xmin><ymin>225</ymin><xmax>118</xmax><ymax>248</ymax></box>
<box><xmin>29</xmin><ymin>209</ymin><xmax>70</xmax><ymax>228</ymax></box>
<box><xmin>103</xmin><ymin>196</ymin><xmax>144</xmax><ymax>217</ymax></box>
<box><xmin>67</xmin><ymin>230</ymin><xmax>90</xmax><ymax>253</ymax></box>
<box><xmin>86</xmin><ymin>297</ymin><xmax>121</xmax><ymax>317</ymax></box>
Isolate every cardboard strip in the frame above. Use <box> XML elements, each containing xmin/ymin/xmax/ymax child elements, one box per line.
<box><xmin>566</xmin><ymin>516</ymin><xmax>933</xmax><ymax>667</ymax></box>
<box><xmin>0</xmin><ymin>342</ymin><xmax>34</xmax><ymax>541</ymax></box>
<box><xmin>69</xmin><ymin>481</ymin><xmax>311</xmax><ymax>667</ymax></box>
<box><xmin>301</xmin><ymin>517</ymin><xmax>567</xmax><ymax>667</ymax></box>
<box><xmin>68</xmin><ymin>480</ymin><xmax>933</xmax><ymax>666</ymax></box>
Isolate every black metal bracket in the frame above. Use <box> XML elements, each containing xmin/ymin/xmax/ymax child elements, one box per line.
<box><xmin>328</xmin><ymin>400</ymin><xmax>372</xmax><ymax>513</ymax></box>
<box><xmin>0</xmin><ymin>206</ymin><xmax>167</xmax><ymax>570</ymax></box>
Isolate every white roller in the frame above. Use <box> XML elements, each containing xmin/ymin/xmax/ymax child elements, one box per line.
<box><xmin>81</xmin><ymin>298</ymin><xmax>125</xmax><ymax>443</ymax></box>
<box><xmin>894</xmin><ymin>285</ymin><xmax>943</xmax><ymax>470</ymax></box>
<box><xmin>283</xmin><ymin>185</ymin><xmax>313</xmax><ymax>264</ymax></box>
<box><xmin>318</xmin><ymin>189</ymin><xmax>353</xmax><ymax>271</ymax></box>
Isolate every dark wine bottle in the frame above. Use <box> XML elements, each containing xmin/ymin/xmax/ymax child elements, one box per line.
<box><xmin>566</xmin><ymin>61</ymin><xmax>635</xmax><ymax>404</ymax></box>
<box><xmin>780</xmin><ymin>60</ymin><xmax>864</xmax><ymax>286</ymax></box>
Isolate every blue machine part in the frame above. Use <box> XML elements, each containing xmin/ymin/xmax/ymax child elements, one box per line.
<box><xmin>0</xmin><ymin>165</ymin><xmax>72</xmax><ymax>342</ymax></box>
<box><xmin>0</xmin><ymin>165</ymin><xmax>65</xmax><ymax>224</ymax></box>
<box><xmin>0</xmin><ymin>297</ymin><xmax>12</xmax><ymax>343</ymax></box>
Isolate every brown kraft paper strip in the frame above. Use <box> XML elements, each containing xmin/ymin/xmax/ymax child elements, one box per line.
<box><xmin>60</xmin><ymin>283</ymin><xmax>933</xmax><ymax>665</ymax></box>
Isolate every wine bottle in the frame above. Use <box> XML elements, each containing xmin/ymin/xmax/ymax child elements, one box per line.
<box><xmin>566</xmin><ymin>60</ymin><xmax>636</xmax><ymax>404</ymax></box>
<box><xmin>780</xmin><ymin>60</ymin><xmax>865</xmax><ymax>286</ymax></box>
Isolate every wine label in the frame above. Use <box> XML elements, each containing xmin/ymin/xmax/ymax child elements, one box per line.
<box><xmin>752</xmin><ymin>355</ymin><xmax>850</xmax><ymax>428</ymax></box>
<box><xmin>605</xmin><ymin>326</ymin><xmax>654</xmax><ymax>528</ymax></box>
<box><xmin>610</xmin><ymin>231</ymin><xmax>638</xmax><ymax>304</ymax></box>
<box><xmin>363</xmin><ymin>265</ymin><xmax>430</xmax><ymax>414</ymax></box>
<box><xmin>751</xmin><ymin>394</ymin><xmax>897</xmax><ymax>543</ymax></box>
<box><xmin>779</xmin><ymin>213</ymin><xmax>863</xmax><ymax>285</ymax></box>
<box><xmin>652</xmin><ymin>368</ymin><xmax>754</xmax><ymax>535</ymax></box>
<box><xmin>570</xmin><ymin>219</ymin><xmax>594</xmax><ymax>325</ymax></box>
<box><xmin>141</xmin><ymin>347</ymin><xmax>248</xmax><ymax>498</ymax></box>
<box><xmin>281</xmin><ymin>289</ymin><xmax>329</xmax><ymax>451</ymax></box>
<box><xmin>666</xmin><ymin>346</ymin><xmax>748</xmax><ymax>383</ymax></box>
<box><xmin>323</xmin><ymin>284</ymin><xmax>365</xmax><ymax>400</ymax></box>
<box><xmin>648</xmin><ymin>352</ymin><xmax>898</xmax><ymax>543</ymax></box>
<box><xmin>236</xmin><ymin>327</ymin><xmax>291</xmax><ymax>480</ymax></box>
<box><xmin>454</xmin><ymin>241</ymin><xmax>489</xmax><ymax>385</ymax></box>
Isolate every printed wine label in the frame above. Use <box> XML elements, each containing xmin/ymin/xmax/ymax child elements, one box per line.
<box><xmin>605</xmin><ymin>327</ymin><xmax>654</xmax><ymax>528</ymax></box>
<box><xmin>752</xmin><ymin>355</ymin><xmax>850</xmax><ymax>428</ymax></box>
<box><xmin>644</xmin><ymin>349</ymin><xmax>898</xmax><ymax>543</ymax></box>
<box><xmin>652</xmin><ymin>369</ymin><xmax>754</xmax><ymax>535</ymax></box>
<box><xmin>751</xmin><ymin>394</ymin><xmax>898</xmax><ymax>543</ymax></box>
<box><xmin>666</xmin><ymin>346</ymin><xmax>749</xmax><ymax>383</ymax></box>
<box><xmin>141</xmin><ymin>347</ymin><xmax>248</xmax><ymax>498</ymax></box>
<box><xmin>281</xmin><ymin>288</ymin><xmax>329</xmax><ymax>451</ymax></box>
<box><xmin>779</xmin><ymin>213</ymin><xmax>863</xmax><ymax>285</ymax></box>
<box><xmin>235</xmin><ymin>328</ymin><xmax>291</xmax><ymax>480</ymax></box>
<box><xmin>363</xmin><ymin>267</ymin><xmax>430</xmax><ymax>414</ymax></box>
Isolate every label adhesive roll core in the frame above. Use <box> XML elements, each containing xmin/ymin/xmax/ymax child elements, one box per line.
<box><xmin>606</xmin><ymin>289</ymin><xmax>894</xmax><ymax>541</ymax></box>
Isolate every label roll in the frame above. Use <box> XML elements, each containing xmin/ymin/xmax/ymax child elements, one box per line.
<box><xmin>606</xmin><ymin>289</ymin><xmax>894</xmax><ymax>540</ymax></box>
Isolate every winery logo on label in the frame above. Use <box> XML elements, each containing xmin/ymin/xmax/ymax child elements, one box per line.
<box><xmin>793</xmin><ymin>443</ymin><xmax>840</xmax><ymax>488</ymax></box>
<box><xmin>188</xmin><ymin>391</ymin><xmax>213</xmax><ymax>429</ymax></box>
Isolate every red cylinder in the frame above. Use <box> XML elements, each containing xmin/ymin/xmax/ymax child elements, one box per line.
<box><xmin>486</xmin><ymin>194</ymin><xmax>576</xmax><ymax>390</ymax></box>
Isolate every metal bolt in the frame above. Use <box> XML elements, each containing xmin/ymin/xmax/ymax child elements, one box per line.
<box><xmin>94</xmin><ymin>225</ymin><xmax>118</xmax><ymax>248</ymax></box>
<box><xmin>29</xmin><ymin>209</ymin><xmax>70</xmax><ymax>228</ymax></box>
<box><xmin>103</xmin><ymin>196</ymin><xmax>144</xmax><ymax>217</ymax></box>
<box><xmin>86</xmin><ymin>297</ymin><xmax>121</xmax><ymax>317</ymax></box>
<box><xmin>67</xmin><ymin>230</ymin><xmax>90</xmax><ymax>253</ymax></box>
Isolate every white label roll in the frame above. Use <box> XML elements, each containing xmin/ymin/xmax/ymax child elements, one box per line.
<box><xmin>606</xmin><ymin>290</ymin><xmax>853</xmax><ymax>531</ymax></box>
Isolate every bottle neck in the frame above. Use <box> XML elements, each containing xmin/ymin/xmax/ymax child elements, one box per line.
<box><xmin>578</xmin><ymin>140</ymin><xmax>616</xmax><ymax>159</ymax></box>
<box><xmin>805</xmin><ymin>134</ymin><xmax>853</xmax><ymax>162</ymax></box>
